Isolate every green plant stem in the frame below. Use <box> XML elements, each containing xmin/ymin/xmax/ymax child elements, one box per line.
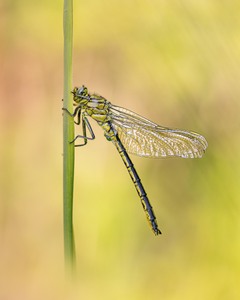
<box><xmin>63</xmin><ymin>0</ymin><xmax>75</xmax><ymax>272</ymax></box>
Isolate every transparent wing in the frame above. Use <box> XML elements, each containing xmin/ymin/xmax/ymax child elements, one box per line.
<box><xmin>109</xmin><ymin>105</ymin><xmax>208</xmax><ymax>158</ymax></box>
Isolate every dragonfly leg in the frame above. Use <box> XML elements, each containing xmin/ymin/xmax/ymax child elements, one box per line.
<box><xmin>72</xmin><ymin>115</ymin><xmax>95</xmax><ymax>147</ymax></box>
<box><xmin>62</xmin><ymin>106</ymin><xmax>82</xmax><ymax>125</ymax></box>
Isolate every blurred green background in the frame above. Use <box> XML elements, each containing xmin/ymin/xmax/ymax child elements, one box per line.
<box><xmin>1</xmin><ymin>0</ymin><xmax>240</xmax><ymax>299</ymax></box>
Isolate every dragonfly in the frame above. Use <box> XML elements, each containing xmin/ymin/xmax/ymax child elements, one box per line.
<box><xmin>63</xmin><ymin>85</ymin><xmax>208</xmax><ymax>235</ymax></box>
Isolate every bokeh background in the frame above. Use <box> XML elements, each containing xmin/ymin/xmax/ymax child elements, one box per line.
<box><xmin>1</xmin><ymin>0</ymin><xmax>240</xmax><ymax>299</ymax></box>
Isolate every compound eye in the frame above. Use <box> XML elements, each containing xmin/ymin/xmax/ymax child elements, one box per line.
<box><xmin>79</xmin><ymin>85</ymin><xmax>88</xmax><ymax>96</ymax></box>
<box><xmin>77</xmin><ymin>86</ymin><xmax>84</xmax><ymax>95</ymax></box>
<box><xmin>72</xmin><ymin>85</ymin><xmax>88</xmax><ymax>99</ymax></box>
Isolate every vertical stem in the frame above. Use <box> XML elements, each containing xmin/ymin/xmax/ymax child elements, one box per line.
<box><xmin>63</xmin><ymin>0</ymin><xmax>75</xmax><ymax>272</ymax></box>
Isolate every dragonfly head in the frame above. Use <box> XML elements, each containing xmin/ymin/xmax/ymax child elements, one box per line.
<box><xmin>72</xmin><ymin>85</ymin><xmax>89</xmax><ymax>104</ymax></box>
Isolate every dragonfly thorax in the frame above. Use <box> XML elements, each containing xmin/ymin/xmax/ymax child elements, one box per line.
<box><xmin>72</xmin><ymin>85</ymin><xmax>111</xmax><ymax>122</ymax></box>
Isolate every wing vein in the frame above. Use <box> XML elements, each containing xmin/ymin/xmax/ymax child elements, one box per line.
<box><xmin>109</xmin><ymin>104</ymin><xmax>208</xmax><ymax>158</ymax></box>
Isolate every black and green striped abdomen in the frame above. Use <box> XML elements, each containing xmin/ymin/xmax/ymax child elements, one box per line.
<box><xmin>113</xmin><ymin>133</ymin><xmax>161</xmax><ymax>235</ymax></box>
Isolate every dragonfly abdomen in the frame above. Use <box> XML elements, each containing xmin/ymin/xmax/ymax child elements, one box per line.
<box><xmin>114</xmin><ymin>134</ymin><xmax>161</xmax><ymax>235</ymax></box>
